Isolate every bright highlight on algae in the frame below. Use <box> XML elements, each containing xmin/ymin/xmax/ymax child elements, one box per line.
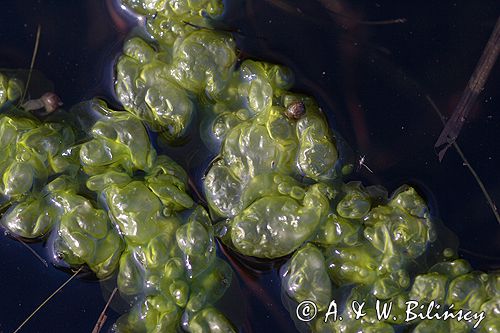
<box><xmin>0</xmin><ymin>0</ymin><xmax>498</xmax><ymax>332</ymax></box>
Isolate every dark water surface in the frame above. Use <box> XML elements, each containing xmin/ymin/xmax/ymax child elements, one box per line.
<box><xmin>0</xmin><ymin>1</ymin><xmax>499</xmax><ymax>333</ymax></box>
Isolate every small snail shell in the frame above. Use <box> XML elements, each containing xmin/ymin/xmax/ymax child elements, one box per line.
<box><xmin>285</xmin><ymin>100</ymin><xmax>305</xmax><ymax>120</ymax></box>
<box><xmin>22</xmin><ymin>92</ymin><xmax>63</xmax><ymax>113</ymax></box>
<box><xmin>40</xmin><ymin>92</ymin><xmax>63</xmax><ymax>113</ymax></box>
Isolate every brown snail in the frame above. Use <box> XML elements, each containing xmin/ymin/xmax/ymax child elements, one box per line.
<box><xmin>285</xmin><ymin>100</ymin><xmax>305</xmax><ymax>120</ymax></box>
<box><xmin>22</xmin><ymin>92</ymin><xmax>63</xmax><ymax>114</ymax></box>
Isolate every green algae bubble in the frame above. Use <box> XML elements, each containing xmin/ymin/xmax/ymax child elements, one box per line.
<box><xmin>223</xmin><ymin>180</ymin><xmax>331</xmax><ymax>258</ymax></box>
<box><xmin>409</xmin><ymin>272</ymin><xmax>449</xmax><ymax>303</ymax></box>
<box><xmin>187</xmin><ymin>307</ymin><xmax>236</xmax><ymax>333</ymax></box>
<box><xmin>74</xmin><ymin>97</ymin><xmax>233</xmax><ymax>329</ymax></box>
<box><xmin>116</xmin><ymin>37</ymin><xmax>196</xmax><ymax>139</ymax></box>
<box><xmin>0</xmin><ymin>71</ymin><xmax>23</xmax><ymax>107</ymax></box>
<box><xmin>0</xmin><ymin>72</ymin><xmax>7</xmax><ymax>106</ymax></box>
<box><xmin>281</xmin><ymin>243</ymin><xmax>332</xmax><ymax>311</ymax></box>
<box><xmin>336</xmin><ymin>182</ymin><xmax>371</xmax><ymax>219</ymax></box>
<box><xmin>2</xmin><ymin>194</ymin><xmax>57</xmax><ymax>239</ymax></box>
<box><xmin>311</xmin><ymin>212</ymin><xmax>360</xmax><ymax>246</ymax></box>
<box><xmin>79</xmin><ymin>101</ymin><xmax>156</xmax><ymax>175</ymax></box>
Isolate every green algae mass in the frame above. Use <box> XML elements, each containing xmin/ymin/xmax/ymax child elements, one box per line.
<box><xmin>0</xmin><ymin>72</ymin><xmax>22</xmax><ymax>106</ymax></box>
<box><xmin>113</xmin><ymin>207</ymin><xmax>233</xmax><ymax>333</ymax></box>
<box><xmin>203</xmin><ymin>101</ymin><xmax>338</xmax><ymax>257</ymax></box>
<box><xmin>1</xmin><ymin>64</ymin><xmax>235</xmax><ymax>330</ymax></box>
<box><xmin>78</xmin><ymin>103</ymin><xmax>233</xmax><ymax>331</ymax></box>
<box><xmin>49</xmin><ymin>176</ymin><xmax>124</xmax><ymax>278</ymax></box>
<box><xmin>223</xmin><ymin>179</ymin><xmax>333</xmax><ymax>258</ymax></box>
<box><xmin>279</xmin><ymin>182</ymin><xmax>498</xmax><ymax>333</ymax></box>
<box><xmin>79</xmin><ymin>100</ymin><xmax>157</xmax><ymax>174</ymax></box>
<box><xmin>310</xmin><ymin>267</ymin><xmax>500</xmax><ymax>333</ymax></box>
<box><xmin>282</xmin><ymin>243</ymin><xmax>332</xmax><ymax>311</ymax></box>
<box><xmin>118</xmin><ymin>0</ymin><xmax>339</xmax><ymax>262</ymax></box>
<box><xmin>0</xmin><ymin>0</ymin><xmax>499</xmax><ymax>332</ymax></box>
<box><xmin>0</xmin><ymin>84</ymin><xmax>81</xmax><ymax>238</ymax></box>
<box><xmin>0</xmin><ymin>110</ymin><xmax>77</xmax><ymax>201</ymax></box>
<box><xmin>115</xmin><ymin>29</ymin><xmax>236</xmax><ymax>139</ymax></box>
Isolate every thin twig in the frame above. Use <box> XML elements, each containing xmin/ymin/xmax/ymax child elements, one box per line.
<box><xmin>459</xmin><ymin>247</ymin><xmax>500</xmax><ymax>261</ymax></box>
<box><xmin>435</xmin><ymin>16</ymin><xmax>500</xmax><ymax>160</ymax></box>
<box><xmin>91</xmin><ymin>287</ymin><xmax>118</xmax><ymax>333</ymax></box>
<box><xmin>265</xmin><ymin>0</ymin><xmax>406</xmax><ymax>26</ymax></box>
<box><xmin>321</xmin><ymin>4</ymin><xmax>407</xmax><ymax>26</ymax></box>
<box><xmin>13</xmin><ymin>234</ymin><xmax>48</xmax><ymax>268</ymax></box>
<box><xmin>427</xmin><ymin>95</ymin><xmax>500</xmax><ymax>225</ymax></box>
<box><xmin>181</xmin><ymin>20</ymin><xmax>264</xmax><ymax>40</ymax></box>
<box><xmin>188</xmin><ymin>177</ymin><xmax>207</xmax><ymax>206</ymax></box>
<box><xmin>351</xmin><ymin>18</ymin><xmax>406</xmax><ymax>26</ymax></box>
<box><xmin>19</xmin><ymin>25</ymin><xmax>42</xmax><ymax>106</ymax></box>
<box><xmin>182</xmin><ymin>20</ymin><xmax>236</xmax><ymax>34</ymax></box>
<box><xmin>12</xmin><ymin>266</ymin><xmax>82</xmax><ymax>333</ymax></box>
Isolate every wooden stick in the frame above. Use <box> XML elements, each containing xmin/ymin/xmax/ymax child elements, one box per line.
<box><xmin>12</xmin><ymin>266</ymin><xmax>82</xmax><ymax>333</ymax></box>
<box><xmin>14</xmin><ymin>235</ymin><xmax>48</xmax><ymax>268</ymax></box>
<box><xmin>427</xmin><ymin>95</ymin><xmax>500</xmax><ymax>225</ymax></box>
<box><xmin>435</xmin><ymin>17</ymin><xmax>500</xmax><ymax>161</ymax></box>
<box><xmin>91</xmin><ymin>287</ymin><xmax>118</xmax><ymax>333</ymax></box>
<box><xmin>3</xmin><ymin>231</ymin><xmax>48</xmax><ymax>267</ymax></box>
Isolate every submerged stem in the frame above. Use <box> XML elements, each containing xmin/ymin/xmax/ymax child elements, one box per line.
<box><xmin>13</xmin><ymin>235</ymin><xmax>48</xmax><ymax>268</ymax></box>
<box><xmin>19</xmin><ymin>25</ymin><xmax>41</xmax><ymax>107</ymax></box>
<box><xmin>427</xmin><ymin>95</ymin><xmax>500</xmax><ymax>225</ymax></box>
<box><xmin>434</xmin><ymin>17</ymin><xmax>500</xmax><ymax>160</ymax></box>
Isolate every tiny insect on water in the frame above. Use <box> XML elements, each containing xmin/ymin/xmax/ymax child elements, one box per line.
<box><xmin>357</xmin><ymin>155</ymin><xmax>373</xmax><ymax>173</ymax></box>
